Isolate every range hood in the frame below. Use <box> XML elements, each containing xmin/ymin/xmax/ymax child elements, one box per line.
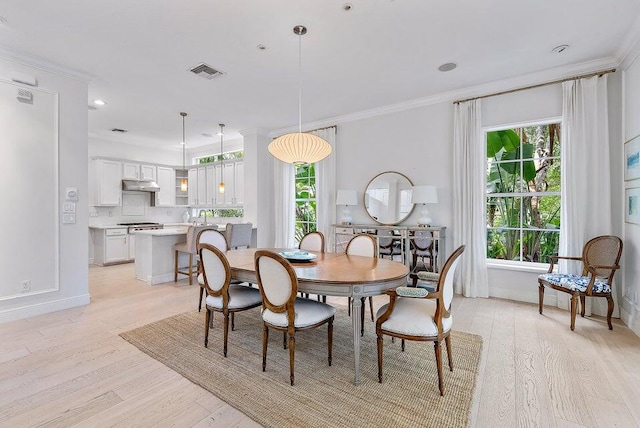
<box><xmin>122</xmin><ymin>179</ymin><xmax>160</xmax><ymax>192</ymax></box>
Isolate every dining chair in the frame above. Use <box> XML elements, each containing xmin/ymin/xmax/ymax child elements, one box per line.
<box><xmin>411</xmin><ymin>229</ymin><xmax>436</xmax><ymax>273</ymax></box>
<box><xmin>174</xmin><ymin>225</ymin><xmax>218</xmax><ymax>285</ymax></box>
<box><xmin>299</xmin><ymin>231</ymin><xmax>326</xmax><ymax>302</ymax></box>
<box><xmin>196</xmin><ymin>229</ymin><xmax>228</xmax><ymax>312</ymax></box>
<box><xmin>254</xmin><ymin>250</ymin><xmax>336</xmax><ymax>386</ymax></box>
<box><xmin>345</xmin><ymin>233</ymin><xmax>377</xmax><ymax>336</ymax></box>
<box><xmin>378</xmin><ymin>229</ymin><xmax>402</xmax><ymax>261</ymax></box>
<box><xmin>538</xmin><ymin>235</ymin><xmax>622</xmax><ymax>331</ymax></box>
<box><xmin>199</xmin><ymin>243</ymin><xmax>262</xmax><ymax>357</ymax></box>
<box><xmin>225</xmin><ymin>222</ymin><xmax>253</xmax><ymax>249</ymax></box>
<box><xmin>376</xmin><ymin>245</ymin><xmax>465</xmax><ymax>396</ymax></box>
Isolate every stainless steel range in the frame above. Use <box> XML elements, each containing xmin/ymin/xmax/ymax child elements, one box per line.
<box><xmin>117</xmin><ymin>222</ymin><xmax>164</xmax><ymax>233</ymax></box>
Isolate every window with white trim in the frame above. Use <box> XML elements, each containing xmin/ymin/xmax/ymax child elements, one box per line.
<box><xmin>295</xmin><ymin>163</ymin><xmax>317</xmax><ymax>244</ymax></box>
<box><xmin>486</xmin><ymin>121</ymin><xmax>561</xmax><ymax>263</ymax></box>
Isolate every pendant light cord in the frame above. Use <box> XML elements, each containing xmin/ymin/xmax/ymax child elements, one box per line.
<box><xmin>182</xmin><ymin>114</ymin><xmax>186</xmax><ymax>170</ymax></box>
<box><xmin>298</xmin><ymin>30</ymin><xmax>302</xmax><ymax>134</ymax></box>
<box><xmin>220</xmin><ymin>124</ymin><xmax>224</xmax><ymax>183</ymax></box>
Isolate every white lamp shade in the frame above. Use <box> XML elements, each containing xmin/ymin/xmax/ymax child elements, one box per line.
<box><xmin>336</xmin><ymin>189</ymin><xmax>358</xmax><ymax>206</ymax></box>
<box><xmin>268</xmin><ymin>132</ymin><xmax>332</xmax><ymax>165</ymax></box>
<box><xmin>411</xmin><ymin>185</ymin><xmax>438</xmax><ymax>204</ymax></box>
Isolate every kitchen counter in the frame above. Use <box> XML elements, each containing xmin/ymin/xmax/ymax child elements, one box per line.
<box><xmin>89</xmin><ymin>225</ymin><xmax>129</xmax><ymax>230</ymax></box>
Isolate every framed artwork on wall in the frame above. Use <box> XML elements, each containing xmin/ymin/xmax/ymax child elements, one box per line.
<box><xmin>625</xmin><ymin>187</ymin><xmax>640</xmax><ymax>225</ymax></box>
<box><xmin>625</xmin><ymin>135</ymin><xmax>640</xmax><ymax>181</ymax></box>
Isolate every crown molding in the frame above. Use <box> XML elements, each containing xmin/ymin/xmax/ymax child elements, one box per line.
<box><xmin>0</xmin><ymin>45</ymin><xmax>95</xmax><ymax>83</ymax></box>
<box><xmin>271</xmin><ymin>56</ymin><xmax>620</xmax><ymax>136</ymax></box>
<box><xmin>619</xmin><ymin>16</ymin><xmax>640</xmax><ymax>70</ymax></box>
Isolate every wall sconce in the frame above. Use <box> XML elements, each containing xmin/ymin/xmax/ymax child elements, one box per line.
<box><xmin>411</xmin><ymin>185</ymin><xmax>438</xmax><ymax>227</ymax></box>
<box><xmin>336</xmin><ymin>190</ymin><xmax>358</xmax><ymax>225</ymax></box>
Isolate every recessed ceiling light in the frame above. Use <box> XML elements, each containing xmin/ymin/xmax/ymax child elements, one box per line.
<box><xmin>343</xmin><ymin>3</ymin><xmax>353</xmax><ymax>11</ymax></box>
<box><xmin>93</xmin><ymin>99</ymin><xmax>106</xmax><ymax>106</ymax></box>
<box><xmin>552</xmin><ymin>44</ymin><xmax>569</xmax><ymax>54</ymax></box>
<box><xmin>257</xmin><ymin>44</ymin><xmax>267</xmax><ymax>50</ymax></box>
<box><xmin>438</xmin><ymin>62</ymin><xmax>457</xmax><ymax>72</ymax></box>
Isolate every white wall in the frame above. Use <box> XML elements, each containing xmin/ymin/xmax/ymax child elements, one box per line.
<box><xmin>89</xmin><ymin>136</ymin><xmax>181</xmax><ymax>165</ymax></box>
<box><xmin>621</xmin><ymin>49</ymin><xmax>640</xmax><ymax>335</ymax></box>
<box><xmin>0</xmin><ymin>56</ymin><xmax>90</xmax><ymax>322</ymax></box>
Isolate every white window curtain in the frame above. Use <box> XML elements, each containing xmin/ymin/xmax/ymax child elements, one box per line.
<box><xmin>313</xmin><ymin>127</ymin><xmax>337</xmax><ymax>252</ymax></box>
<box><xmin>453</xmin><ymin>99</ymin><xmax>489</xmax><ymax>297</ymax></box>
<box><xmin>560</xmin><ymin>75</ymin><xmax>616</xmax><ymax>317</ymax></box>
<box><xmin>274</xmin><ymin>160</ymin><xmax>296</xmax><ymax>248</ymax></box>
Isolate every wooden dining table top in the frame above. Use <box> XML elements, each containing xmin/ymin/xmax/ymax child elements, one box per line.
<box><xmin>225</xmin><ymin>248</ymin><xmax>409</xmax><ymax>286</ymax></box>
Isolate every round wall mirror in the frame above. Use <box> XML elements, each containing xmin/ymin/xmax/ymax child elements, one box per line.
<box><xmin>364</xmin><ymin>171</ymin><xmax>414</xmax><ymax>225</ymax></box>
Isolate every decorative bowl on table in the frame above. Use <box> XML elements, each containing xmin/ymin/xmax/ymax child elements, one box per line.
<box><xmin>279</xmin><ymin>250</ymin><xmax>318</xmax><ymax>262</ymax></box>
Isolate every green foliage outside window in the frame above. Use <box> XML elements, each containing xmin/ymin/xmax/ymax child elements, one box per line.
<box><xmin>295</xmin><ymin>163</ymin><xmax>317</xmax><ymax>244</ymax></box>
<box><xmin>486</xmin><ymin>124</ymin><xmax>561</xmax><ymax>263</ymax></box>
<box><xmin>197</xmin><ymin>150</ymin><xmax>244</xmax><ymax>164</ymax></box>
<box><xmin>197</xmin><ymin>208</ymin><xmax>244</xmax><ymax>218</ymax></box>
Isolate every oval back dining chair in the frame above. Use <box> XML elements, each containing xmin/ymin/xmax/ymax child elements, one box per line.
<box><xmin>411</xmin><ymin>229</ymin><xmax>436</xmax><ymax>273</ymax></box>
<box><xmin>299</xmin><ymin>231</ymin><xmax>325</xmax><ymax>252</ymax></box>
<box><xmin>198</xmin><ymin>243</ymin><xmax>262</xmax><ymax>357</ymax></box>
<box><xmin>538</xmin><ymin>235</ymin><xmax>623</xmax><ymax>331</ymax></box>
<box><xmin>196</xmin><ymin>229</ymin><xmax>229</xmax><ymax>312</ymax></box>
<box><xmin>345</xmin><ymin>233</ymin><xmax>378</xmax><ymax>335</ymax></box>
<box><xmin>174</xmin><ymin>225</ymin><xmax>217</xmax><ymax>285</ymax></box>
<box><xmin>376</xmin><ymin>245</ymin><xmax>465</xmax><ymax>396</ymax></box>
<box><xmin>254</xmin><ymin>250</ymin><xmax>336</xmax><ymax>386</ymax></box>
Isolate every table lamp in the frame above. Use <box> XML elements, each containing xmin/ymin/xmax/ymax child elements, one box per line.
<box><xmin>411</xmin><ymin>185</ymin><xmax>438</xmax><ymax>227</ymax></box>
<box><xmin>336</xmin><ymin>190</ymin><xmax>358</xmax><ymax>225</ymax></box>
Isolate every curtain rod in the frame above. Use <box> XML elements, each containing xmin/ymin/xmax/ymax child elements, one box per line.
<box><xmin>306</xmin><ymin>124</ymin><xmax>337</xmax><ymax>133</ymax></box>
<box><xmin>453</xmin><ymin>68</ymin><xmax>616</xmax><ymax>104</ymax></box>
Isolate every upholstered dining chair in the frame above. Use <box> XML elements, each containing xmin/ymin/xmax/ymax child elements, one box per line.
<box><xmin>376</xmin><ymin>245</ymin><xmax>465</xmax><ymax>396</ymax></box>
<box><xmin>196</xmin><ymin>229</ymin><xmax>228</xmax><ymax>312</ymax></box>
<box><xmin>225</xmin><ymin>222</ymin><xmax>253</xmax><ymax>250</ymax></box>
<box><xmin>299</xmin><ymin>231</ymin><xmax>326</xmax><ymax>301</ymax></box>
<box><xmin>411</xmin><ymin>229</ymin><xmax>436</xmax><ymax>273</ymax></box>
<box><xmin>378</xmin><ymin>229</ymin><xmax>402</xmax><ymax>261</ymax></box>
<box><xmin>199</xmin><ymin>243</ymin><xmax>262</xmax><ymax>357</ymax></box>
<box><xmin>254</xmin><ymin>250</ymin><xmax>336</xmax><ymax>386</ymax></box>
<box><xmin>174</xmin><ymin>225</ymin><xmax>217</xmax><ymax>285</ymax></box>
<box><xmin>345</xmin><ymin>233</ymin><xmax>377</xmax><ymax>335</ymax></box>
<box><xmin>538</xmin><ymin>235</ymin><xmax>623</xmax><ymax>331</ymax></box>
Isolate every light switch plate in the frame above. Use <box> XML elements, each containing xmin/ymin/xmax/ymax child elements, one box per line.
<box><xmin>63</xmin><ymin>202</ymin><xmax>76</xmax><ymax>213</ymax></box>
<box><xmin>65</xmin><ymin>188</ymin><xmax>78</xmax><ymax>201</ymax></box>
<box><xmin>62</xmin><ymin>214</ymin><xmax>76</xmax><ymax>224</ymax></box>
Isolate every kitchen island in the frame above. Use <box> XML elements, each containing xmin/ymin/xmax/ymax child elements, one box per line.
<box><xmin>133</xmin><ymin>224</ymin><xmax>257</xmax><ymax>285</ymax></box>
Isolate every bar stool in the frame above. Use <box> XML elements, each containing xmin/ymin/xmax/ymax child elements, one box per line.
<box><xmin>174</xmin><ymin>225</ymin><xmax>217</xmax><ymax>285</ymax></box>
<box><xmin>225</xmin><ymin>222</ymin><xmax>253</xmax><ymax>249</ymax></box>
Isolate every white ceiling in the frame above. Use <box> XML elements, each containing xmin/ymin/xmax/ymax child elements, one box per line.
<box><xmin>1</xmin><ymin>0</ymin><xmax>639</xmax><ymax>149</ymax></box>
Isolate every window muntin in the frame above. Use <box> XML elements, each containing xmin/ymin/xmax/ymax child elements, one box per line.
<box><xmin>486</xmin><ymin>123</ymin><xmax>561</xmax><ymax>263</ymax></box>
<box><xmin>295</xmin><ymin>163</ymin><xmax>317</xmax><ymax>244</ymax></box>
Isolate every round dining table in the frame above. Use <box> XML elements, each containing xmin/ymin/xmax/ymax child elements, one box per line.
<box><xmin>224</xmin><ymin>248</ymin><xmax>409</xmax><ymax>385</ymax></box>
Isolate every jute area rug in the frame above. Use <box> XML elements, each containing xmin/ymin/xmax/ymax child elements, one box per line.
<box><xmin>121</xmin><ymin>308</ymin><xmax>482</xmax><ymax>428</ymax></box>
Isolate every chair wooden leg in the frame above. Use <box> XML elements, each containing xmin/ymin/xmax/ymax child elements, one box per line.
<box><xmin>223</xmin><ymin>310</ymin><xmax>229</xmax><ymax>357</ymax></box>
<box><xmin>204</xmin><ymin>308</ymin><xmax>210</xmax><ymax>348</ymax></box>
<box><xmin>283</xmin><ymin>331</ymin><xmax>287</xmax><ymax>349</ymax></box>
<box><xmin>288</xmin><ymin>330</ymin><xmax>296</xmax><ymax>386</ymax></box>
<box><xmin>231</xmin><ymin>312</ymin><xmax>235</xmax><ymax>331</ymax></box>
<box><xmin>328</xmin><ymin>317</ymin><xmax>334</xmax><ymax>366</ymax></box>
<box><xmin>377</xmin><ymin>334</ymin><xmax>384</xmax><ymax>383</ymax></box>
<box><xmin>606</xmin><ymin>295</ymin><xmax>615</xmax><ymax>330</ymax></box>
<box><xmin>369</xmin><ymin>297</ymin><xmax>374</xmax><ymax>322</ymax></box>
<box><xmin>538</xmin><ymin>283</ymin><xmax>545</xmax><ymax>314</ymax></box>
<box><xmin>445</xmin><ymin>335</ymin><xmax>453</xmax><ymax>371</ymax></box>
<box><xmin>570</xmin><ymin>294</ymin><xmax>578</xmax><ymax>331</ymax></box>
<box><xmin>262</xmin><ymin>324</ymin><xmax>268</xmax><ymax>372</ymax></box>
<box><xmin>348</xmin><ymin>297</ymin><xmax>352</xmax><ymax>316</ymax></box>
<box><xmin>580</xmin><ymin>295</ymin><xmax>586</xmax><ymax>317</ymax></box>
<box><xmin>434</xmin><ymin>341</ymin><xmax>444</xmax><ymax>396</ymax></box>
<box><xmin>198</xmin><ymin>286</ymin><xmax>204</xmax><ymax>312</ymax></box>
<box><xmin>401</xmin><ymin>339</ymin><xmax>405</xmax><ymax>352</ymax></box>
<box><xmin>174</xmin><ymin>250</ymin><xmax>179</xmax><ymax>282</ymax></box>
<box><xmin>188</xmin><ymin>253</ymin><xmax>193</xmax><ymax>285</ymax></box>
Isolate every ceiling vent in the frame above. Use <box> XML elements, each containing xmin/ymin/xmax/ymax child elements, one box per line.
<box><xmin>189</xmin><ymin>63</ymin><xmax>225</xmax><ymax>80</ymax></box>
<box><xmin>111</xmin><ymin>128</ymin><xmax>128</xmax><ymax>133</ymax></box>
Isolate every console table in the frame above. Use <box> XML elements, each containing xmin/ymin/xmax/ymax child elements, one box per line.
<box><xmin>331</xmin><ymin>224</ymin><xmax>447</xmax><ymax>272</ymax></box>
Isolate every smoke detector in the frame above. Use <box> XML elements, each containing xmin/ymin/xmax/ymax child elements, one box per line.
<box><xmin>189</xmin><ymin>63</ymin><xmax>225</xmax><ymax>80</ymax></box>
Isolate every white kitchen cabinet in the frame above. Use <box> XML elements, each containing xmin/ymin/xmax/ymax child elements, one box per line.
<box><xmin>234</xmin><ymin>161</ymin><xmax>244</xmax><ymax>205</ymax></box>
<box><xmin>205</xmin><ymin>165</ymin><xmax>217</xmax><ymax>206</ymax></box>
<box><xmin>187</xmin><ymin>168</ymin><xmax>198</xmax><ymax>206</ymax></box>
<box><xmin>93</xmin><ymin>227</ymin><xmax>130</xmax><ymax>265</ymax></box>
<box><xmin>93</xmin><ymin>159</ymin><xmax>122</xmax><ymax>206</ymax></box>
<box><xmin>223</xmin><ymin>163</ymin><xmax>235</xmax><ymax>205</ymax></box>
<box><xmin>123</xmin><ymin>162</ymin><xmax>156</xmax><ymax>181</ymax></box>
<box><xmin>128</xmin><ymin>233</ymin><xmax>135</xmax><ymax>260</ymax></box>
<box><xmin>185</xmin><ymin>161</ymin><xmax>243</xmax><ymax>208</ymax></box>
<box><xmin>155</xmin><ymin>166</ymin><xmax>175</xmax><ymax>207</ymax></box>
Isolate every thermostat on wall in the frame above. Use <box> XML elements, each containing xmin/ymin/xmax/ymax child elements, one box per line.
<box><xmin>65</xmin><ymin>188</ymin><xmax>78</xmax><ymax>201</ymax></box>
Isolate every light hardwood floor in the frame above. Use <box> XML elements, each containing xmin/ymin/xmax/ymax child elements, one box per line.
<box><xmin>1</xmin><ymin>263</ymin><xmax>639</xmax><ymax>427</ymax></box>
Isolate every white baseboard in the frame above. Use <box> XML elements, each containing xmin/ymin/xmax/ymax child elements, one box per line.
<box><xmin>144</xmin><ymin>273</ymin><xmax>176</xmax><ymax>285</ymax></box>
<box><xmin>489</xmin><ymin>286</ymin><xmax>558</xmax><ymax>307</ymax></box>
<box><xmin>0</xmin><ymin>294</ymin><xmax>91</xmax><ymax>323</ymax></box>
<box><xmin>620</xmin><ymin>297</ymin><xmax>640</xmax><ymax>337</ymax></box>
